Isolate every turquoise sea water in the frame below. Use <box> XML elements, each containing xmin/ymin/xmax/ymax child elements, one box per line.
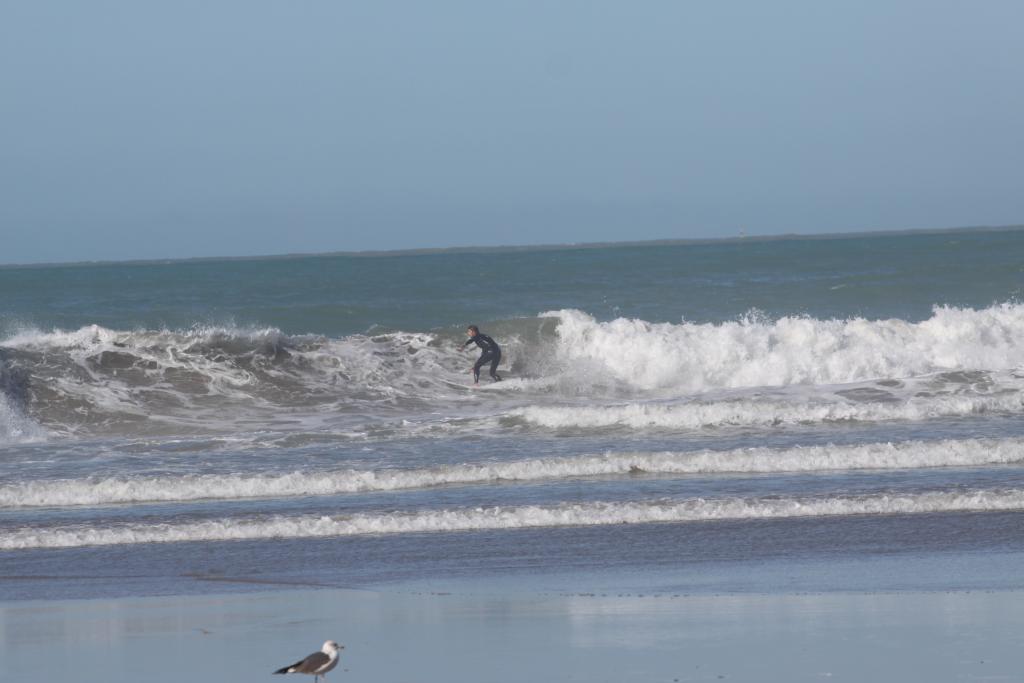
<box><xmin>5</xmin><ymin>229</ymin><xmax>1024</xmax><ymax>336</ymax></box>
<box><xmin>2</xmin><ymin>228</ymin><xmax>1024</xmax><ymax>600</ymax></box>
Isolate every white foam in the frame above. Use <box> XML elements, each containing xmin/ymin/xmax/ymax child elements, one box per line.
<box><xmin>7</xmin><ymin>303</ymin><xmax>1024</xmax><ymax>437</ymax></box>
<box><xmin>4</xmin><ymin>438</ymin><xmax>1023</xmax><ymax>508</ymax></box>
<box><xmin>0</xmin><ymin>394</ymin><xmax>47</xmax><ymax>444</ymax></box>
<box><xmin>512</xmin><ymin>391</ymin><xmax>1024</xmax><ymax>429</ymax></box>
<box><xmin>5</xmin><ymin>488</ymin><xmax>1024</xmax><ymax>549</ymax></box>
<box><xmin>542</xmin><ymin>304</ymin><xmax>1024</xmax><ymax>391</ymax></box>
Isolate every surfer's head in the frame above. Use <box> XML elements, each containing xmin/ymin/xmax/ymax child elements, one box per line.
<box><xmin>466</xmin><ymin>325</ymin><xmax>479</xmax><ymax>337</ymax></box>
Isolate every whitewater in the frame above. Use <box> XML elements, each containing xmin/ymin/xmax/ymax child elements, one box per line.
<box><xmin>3</xmin><ymin>228</ymin><xmax>1024</xmax><ymax>599</ymax></box>
<box><xmin>3</xmin><ymin>438</ymin><xmax>1023</xmax><ymax>508</ymax></box>
<box><xmin>6</xmin><ymin>487</ymin><xmax>1024</xmax><ymax>550</ymax></box>
<box><xmin>4</xmin><ymin>302</ymin><xmax>1024</xmax><ymax>442</ymax></box>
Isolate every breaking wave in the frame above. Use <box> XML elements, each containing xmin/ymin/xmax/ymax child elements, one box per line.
<box><xmin>543</xmin><ymin>303</ymin><xmax>1024</xmax><ymax>392</ymax></box>
<box><xmin>3</xmin><ymin>302</ymin><xmax>1024</xmax><ymax>436</ymax></box>
<box><xmin>3</xmin><ymin>438</ymin><xmax>1023</xmax><ymax>508</ymax></box>
<box><xmin>0</xmin><ymin>352</ymin><xmax>47</xmax><ymax>444</ymax></box>
<box><xmin>6</xmin><ymin>487</ymin><xmax>1024</xmax><ymax>549</ymax></box>
<box><xmin>0</xmin><ymin>323</ymin><xmax>479</xmax><ymax>436</ymax></box>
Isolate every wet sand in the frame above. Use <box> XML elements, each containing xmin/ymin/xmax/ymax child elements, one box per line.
<box><xmin>3</xmin><ymin>586</ymin><xmax>1023</xmax><ymax>682</ymax></box>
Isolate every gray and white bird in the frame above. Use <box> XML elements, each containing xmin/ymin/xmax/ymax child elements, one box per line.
<box><xmin>273</xmin><ymin>640</ymin><xmax>344</xmax><ymax>683</ymax></box>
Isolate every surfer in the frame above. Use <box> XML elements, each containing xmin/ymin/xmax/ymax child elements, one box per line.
<box><xmin>462</xmin><ymin>325</ymin><xmax>502</xmax><ymax>385</ymax></box>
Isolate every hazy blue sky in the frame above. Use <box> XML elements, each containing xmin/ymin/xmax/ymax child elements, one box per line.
<box><xmin>3</xmin><ymin>1</ymin><xmax>1023</xmax><ymax>263</ymax></box>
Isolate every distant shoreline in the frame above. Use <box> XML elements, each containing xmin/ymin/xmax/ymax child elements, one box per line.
<box><xmin>3</xmin><ymin>222</ymin><xmax>1022</xmax><ymax>270</ymax></box>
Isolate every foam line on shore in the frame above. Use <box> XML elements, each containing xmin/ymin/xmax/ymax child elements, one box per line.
<box><xmin>4</xmin><ymin>438</ymin><xmax>1023</xmax><ymax>508</ymax></box>
<box><xmin>6</xmin><ymin>487</ymin><xmax>1024</xmax><ymax>548</ymax></box>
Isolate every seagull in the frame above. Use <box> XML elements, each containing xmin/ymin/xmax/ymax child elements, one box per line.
<box><xmin>273</xmin><ymin>640</ymin><xmax>344</xmax><ymax>682</ymax></box>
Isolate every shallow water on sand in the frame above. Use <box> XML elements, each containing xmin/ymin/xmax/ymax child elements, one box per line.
<box><xmin>4</xmin><ymin>588</ymin><xmax>1024</xmax><ymax>682</ymax></box>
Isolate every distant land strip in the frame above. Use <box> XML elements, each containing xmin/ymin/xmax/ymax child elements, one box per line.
<box><xmin>3</xmin><ymin>223</ymin><xmax>1022</xmax><ymax>269</ymax></box>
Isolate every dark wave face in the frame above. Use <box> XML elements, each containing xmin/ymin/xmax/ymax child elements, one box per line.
<box><xmin>1</xmin><ymin>325</ymin><xmax>472</xmax><ymax>437</ymax></box>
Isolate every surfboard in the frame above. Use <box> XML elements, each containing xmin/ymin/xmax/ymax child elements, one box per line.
<box><xmin>439</xmin><ymin>372</ymin><xmax>515</xmax><ymax>390</ymax></box>
<box><xmin>439</xmin><ymin>378</ymin><xmax>475</xmax><ymax>390</ymax></box>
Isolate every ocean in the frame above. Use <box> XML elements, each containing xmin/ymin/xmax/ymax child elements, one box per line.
<box><xmin>3</xmin><ymin>228</ymin><xmax>1024</xmax><ymax>601</ymax></box>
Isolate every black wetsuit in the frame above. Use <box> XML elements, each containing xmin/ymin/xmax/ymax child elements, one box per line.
<box><xmin>463</xmin><ymin>333</ymin><xmax>502</xmax><ymax>383</ymax></box>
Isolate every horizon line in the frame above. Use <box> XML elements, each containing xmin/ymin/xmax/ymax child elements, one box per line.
<box><xmin>3</xmin><ymin>222</ymin><xmax>1023</xmax><ymax>269</ymax></box>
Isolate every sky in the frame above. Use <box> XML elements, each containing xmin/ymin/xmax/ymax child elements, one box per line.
<box><xmin>2</xmin><ymin>1</ymin><xmax>1024</xmax><ymax>264</ymax></box>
